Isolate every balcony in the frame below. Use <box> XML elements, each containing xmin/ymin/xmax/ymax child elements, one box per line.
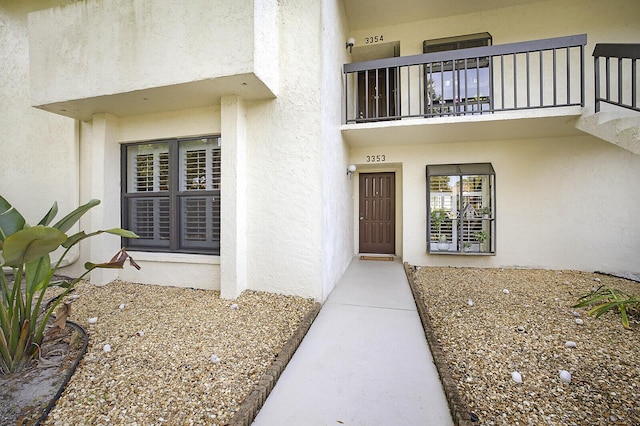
<box><xmin>342</xmin><ymin>34</ymin><xmax>588</xmax><ymax>146</ymax></box>
<box><xmin>576</xmin><ymin>42</ymin><xmax>640</xmax><ymax>154</ymax></box>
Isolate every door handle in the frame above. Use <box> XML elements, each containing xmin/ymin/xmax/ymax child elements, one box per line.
<box><xmin>360</xmin><ymin>216</ymin><xmax>364</xmax><ymax>220</ymax></box>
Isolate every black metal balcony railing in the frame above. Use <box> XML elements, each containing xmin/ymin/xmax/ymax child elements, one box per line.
<box><xmin>344</xmin><ymin>34</ymin><xmax>587</xmax><ymax>124</ymax></box>
<box><xmin>593</xmin><ymin>43</ymin><xmax>640</xmax><ymax>113</ymax></box>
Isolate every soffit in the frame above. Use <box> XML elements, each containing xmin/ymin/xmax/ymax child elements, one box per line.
<box><xmin>343</xmin><ymin>0</ymin><xmax>548</xmax><ymax>31</ymax></box>
<box><xmin>341</xmin><ymin>107</ymin><xmax>585</xmax><ymax>146</ymax></box>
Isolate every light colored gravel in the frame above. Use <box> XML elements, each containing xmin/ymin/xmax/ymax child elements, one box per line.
<box><xmin>43</xmin><ymin>281</ymin><xmax>315</xmax><ymax>426</ymax></box>
<box><xmin>413</xmin><ymin>267</ymin><xmax>640</xmax><ymax>426</ymax></box>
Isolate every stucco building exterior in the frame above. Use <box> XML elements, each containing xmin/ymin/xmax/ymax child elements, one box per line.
<box><xmin>1</xmin><ymin>0</ymin><xmax>639</xmax><ymax>301</ymax></box>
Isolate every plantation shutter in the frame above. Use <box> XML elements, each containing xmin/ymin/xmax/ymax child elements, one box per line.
<box><xmin>179</xmin><ymin>137</ymin><xmax>221</xmax><ymax>251</ymax></box>
<box><xmin>125</xmin><ymin>144</ymin><xmax>170</xmax><ymax>249</ymax></box>
<box><xmin>427</xmin><ymin>163</ymin><xmax>496</xmax><ymax>254</ymax></box>
<box><xmin>122</xmin><ymin>136</ymin><xmax>221</xmax><ymax>254</ymax></box>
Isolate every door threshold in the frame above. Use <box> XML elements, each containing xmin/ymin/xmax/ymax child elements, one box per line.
<box><xmin>359</xmin><ymin>254</ymin><xmax>395</xmax><ymax>261</ymax></box>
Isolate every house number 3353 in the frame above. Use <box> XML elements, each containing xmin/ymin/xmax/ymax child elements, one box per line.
<box><xmin>366</xmin><ymin>155</ymin><xmax>385</xmax><ymax>163</ymax></box>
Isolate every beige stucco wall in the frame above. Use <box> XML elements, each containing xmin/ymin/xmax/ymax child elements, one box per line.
<box><xmin>0</xmin><ymin>1</ymin><xmax>78</xmax><ymax>229</ymax></box>
<box><xmin>345</xmin><ymin>0</ymin><xmax>640</xmax><ymax>275</ymax></box>
<box><xmin>59</xmin><ymin>0</ymin><xmax>335</xmax><ymax>300</ymax></box>
<box><xmin>319</xmin><ymin>0</ymin><xmax>354</xmax><ymax>300</ymax></box>
<box><xmin>244</xmin><ymin>0</ymin><xmax>326</xmax><ymax>299</ymax></box>
<box><xmin>72</xmin><ymin>107</ymin><xmax>224</xmax><ymax>290</ymax></box>
<box><xmin>6</xmin><ymin>0</ymin><xmax>638</xmax><ymax>298</ymax></box>
<box><xmin>352</xmin><ymin>135</ymin><xmax>640</xmax><ymax>274</ymax></box>
<box><xmin>27</xmin><ymin>0</ymin><xmax>278</xmax><ymax>107</ymax></box>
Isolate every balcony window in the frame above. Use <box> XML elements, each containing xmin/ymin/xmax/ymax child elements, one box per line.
<box><xmin>427</xmin><ymin>163</ymin><xmax>495</xmax><ymax>254</ymax></box>
<box><xmin>121</xmin><ymin>136</ymin><xmax>221</xmax><ymax>255</ymax></box>
<box><xmin>423</xmin><ymin>33</ymin><xmax>492</xmax><ymax>116</ymax></box>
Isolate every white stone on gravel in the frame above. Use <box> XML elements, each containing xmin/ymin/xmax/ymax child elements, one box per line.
<box><xmin>573</xmin><ymin>311</ymin><xmax>581</xmax><ymax>317</ymax></box>
<box><xmin>565</xmin><ymin>341</ymin><xmax>577</xmax><ymax>348</ymax></box>
<box><xmin>575</xmin><ymin>318</ymin><xmax>584</xmax><ymax>325</ymax></box>
<box><xmin>511</xmin><ymin>371</ymin><xmax>523</xmax><ymax>383</ymax></box>
<box><xmin>230</xmin><ymin>304</ymin><xmax>238</xmax><ymax>310</ymax></box>
<box><xmin>119</xmin><ymin>303</ymin><xmax>125</xmax><ymax>310</ymax></box>
<box><xmin>103</xmin><ymin>344</ymin><xmax>111</xmax><ymax>353</ymax></box>
<box><xmin>503</xmin><ymin>289</ymin><xmax>510</xmax><ymax>294</ymax></box>
<box><xmin>559</xmin><ymin>370</ymin><xmax>572</xmax><ymax>383</ymax></box>
<box><xmin>210</xmin><ymin>354</ymin><xmax>221</xmax><ymax>363</ymax></box>
<box><xmin>87</xmin><ymin>317</ymin><xmax>98</xmax><ymax>324</ymax></box>
<box><xmin>467</xmin><ymin>299</ymin><xmax>474</xmax><ymax>307</ymax></box>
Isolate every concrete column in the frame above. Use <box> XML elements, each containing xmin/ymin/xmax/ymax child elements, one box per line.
<box><xmin>88</xmin><ymin>113</ymin><xmax>122</xmax><ymax>285</ymax></box>
<box><xmin>220</xmin><ymin>96</ymin><xmax>248</xmax><ymax>299</ymax></box>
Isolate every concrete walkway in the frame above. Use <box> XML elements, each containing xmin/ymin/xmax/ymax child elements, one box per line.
<box><xmin>252</xmin><ymin>257</ymin><xmax>454</xmax><ymax>426</ymax></box>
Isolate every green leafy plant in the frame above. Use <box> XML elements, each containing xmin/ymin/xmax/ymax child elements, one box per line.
<box><xmin>473</xmin><ymin>231</ymin><xmax>488</xmax><ymax>243</ymax></box>
<box><xmin>573</xmin><ymin>284</ymin><xmax>639</xmax><ymax>329</ymax></box>
<box><xmin>430</xmin><ymin>209</ymin><xmax>449</xmax><ymax>242</ymax></box>
<box><xmin>0</xmin><ymin>196</ymin><xmax>139</xmax><ymax>374</ymax></box>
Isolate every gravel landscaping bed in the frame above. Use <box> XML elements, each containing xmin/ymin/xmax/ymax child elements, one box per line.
<box><xmin>410</xmin><ymin>267</ymin><xmax>640</xmax><ymax>426</ymax></box>
<box><xmin>42</xmin><ymin>281</ymin><xmax>316</xmax><ymax>426</ymax></box>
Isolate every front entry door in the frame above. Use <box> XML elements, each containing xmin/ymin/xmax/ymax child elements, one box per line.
<box><xmin>359</xmin><ymin>172</ymin><xmax>395</xmax><ymax>254</ymax></box>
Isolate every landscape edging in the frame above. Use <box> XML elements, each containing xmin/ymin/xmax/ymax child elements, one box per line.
<box><xmin>403</xmin><ymin>263</ymin><xmax>475</xmax><ymax>426</ymax></box>
<box><xmin>36</xmin><ymin>320</ymin><xmax>89</xmax><ymax>425</ymax></box>
<box><xmin>230</xmin><ymin>301</ymin><xmax>322</xmax><ymax>426</ymax></box>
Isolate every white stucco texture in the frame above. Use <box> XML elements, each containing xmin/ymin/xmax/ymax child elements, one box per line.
<box><xmin>350</xmin><ymin>135</ymin><xmax>640</xmax><ymax>274</ymax></box>
<box><xmin>3</xmin><ymin>0</ymin><xmax>639</xmax><ymax>298</ymax></box>
<box><xmin>0</xmin><ymin>1</ymin><xmax>78</xmax><ymax>224</ymax></box>
<box><xmin>27</xmin><ymin>0</ymin><xmax>279</xmax><ymax>120</ymax></box>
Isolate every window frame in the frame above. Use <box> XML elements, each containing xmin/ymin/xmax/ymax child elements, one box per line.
<box><xmin>121</xmin><ymin>136</ymin><xmax>221</xmax><ymax>255</ymax></box>
<box><xmin>423</xmin><ymin>32</ymin><xmax>493</xmax><ymax>116</ymax></box>
<box><xmin>426</xmin><ymin>163</ymin><xmax>496</xmax><ymax>255</ymax></box>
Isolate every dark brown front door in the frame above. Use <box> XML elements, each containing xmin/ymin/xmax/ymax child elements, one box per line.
<box><xmin>359</xmin><ymin>172</ymin><xmax>395</xmax><ymax>254</ymax></box>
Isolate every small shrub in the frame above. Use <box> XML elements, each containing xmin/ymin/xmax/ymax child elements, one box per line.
<box><xmin>573</xmin><ymin>284</ymin><xmax>639</xmax><ymax>329</ymax></box>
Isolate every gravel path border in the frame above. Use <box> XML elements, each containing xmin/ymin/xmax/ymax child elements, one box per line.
<box><xmin>230</xmin><ymin>301</ymin><xmax>322</xmax><ymax>425</ymax></box>
<box><xmin>404</xmin><ymin>263</ymin><xmax>475</xmax><ymax>426</ymax></box>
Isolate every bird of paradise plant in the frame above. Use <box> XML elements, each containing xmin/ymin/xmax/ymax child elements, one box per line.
<box><xmin>0</xmin><ymin>196</ymin><xmax>139</xmax><ymax>374</ymax></box>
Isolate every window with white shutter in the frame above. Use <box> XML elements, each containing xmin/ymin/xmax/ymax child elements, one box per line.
<box><xmin>122</xmin><ymin>136</ymin><xmax>221</xmax><ymax>254</ymax></box>
<box><xmin>427</xmin><ymin>163</ymin><xmax>495</xmax><ymax>254</ymax></box>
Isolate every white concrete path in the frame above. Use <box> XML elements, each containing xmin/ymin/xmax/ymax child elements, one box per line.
<box><xmin>252</xmin><ymin>258</ymin><xmax>454</xmax><ymax>426</ymax></box>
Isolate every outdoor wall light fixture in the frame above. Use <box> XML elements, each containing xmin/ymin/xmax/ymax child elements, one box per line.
<box><xmin>347</xmin><ymin>164</ymin><xmax>357</xmax><ymax>179</ymax></box>
<box><xmin>346</xmin><ymin>37</ymin><xmax>355</xmax><ymax>53</ymax></box>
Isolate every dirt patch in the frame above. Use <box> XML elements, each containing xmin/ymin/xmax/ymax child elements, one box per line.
<box><xmin>0</xmin><ymin>321</ymin><xmax>86</xmax><ymax>425</ymax></box>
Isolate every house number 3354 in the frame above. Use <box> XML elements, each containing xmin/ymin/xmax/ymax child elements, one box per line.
<box><xmin>366</xmin><ymin>155</ymin><xmax>385</xmax><ymax>163</ymax></box>
<box><xmin>365</xmin><ymin>35</ymin><xmax>384</xmax><ymax>44</ymax></box>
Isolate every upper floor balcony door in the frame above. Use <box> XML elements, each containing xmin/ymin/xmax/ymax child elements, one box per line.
<box><xmin>353</xmin><ymin>42</ymin><xmax>400</xmax><ymax>122</ymax></box>
<box><xmin>357</xmin><ymin>68</ymin><xmax>398</xmax><ymax>120</ymax></box>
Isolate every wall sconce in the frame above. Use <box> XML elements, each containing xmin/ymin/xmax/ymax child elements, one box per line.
<box><xmin>347</xmin><ymin>164</ymin><xmax>357</xmax><ymax>179</ymax></box>
<box><xmin>346</xmin><ymin>37</ymin><xmax>355</xmax><ymax>53</ymax></box>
